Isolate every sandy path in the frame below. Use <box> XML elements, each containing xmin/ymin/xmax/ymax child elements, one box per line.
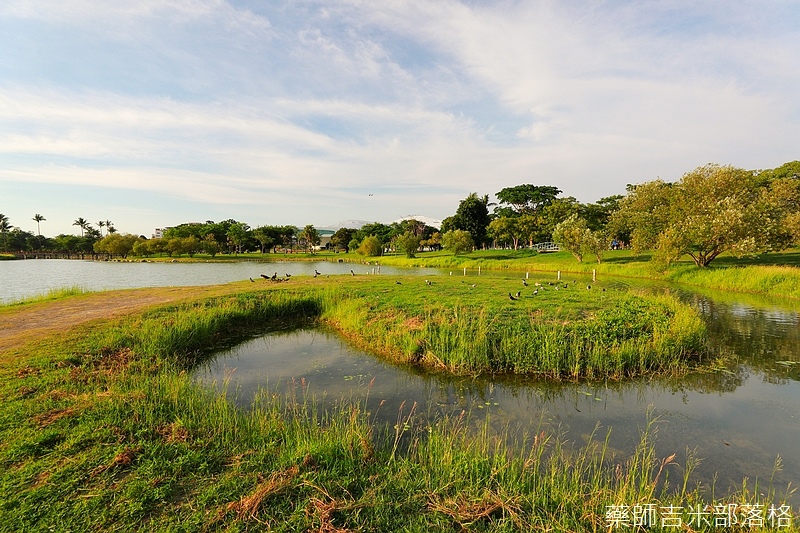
<box><xmin>0</xmin><ymin>285</ymin><xmax>243</xmax><ymax>353</ymax></box>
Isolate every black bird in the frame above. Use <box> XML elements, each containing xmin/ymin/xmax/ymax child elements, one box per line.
<box><xmin>425</xmin><ymin>279</ymin><xmax>432</xmax><ymax>286</ymax></box>
<box><xmin>271</xmin><ymin>272</ymin><xmax>278</xmax><ymax>281</ymax></box>
<box><xmin>395</xmin><ymin>280</ymin><xmax>401</xmax><ymax>284</ymax></box>
<box><xmin>249</xmin><ymin>277</ymin><xmax>255</xmax><ymax>282</ymax></box>
<box><xmin>508</xmin><ymin>292</ymin><xmax>517</xmax><ymax>301</ymax></box>
<box><xmin>516</xmin><ymin>291</ymin><xmax>521</xmax><ymax>298</ymax></box>
<box><xmin>350</xmin><ymin>269</ymin><xmax>355</xmax><ymax>276</ymax></box>
<box><xmin>533</xmin><ymin>289</ymin><xmax>538</xmax><ymax>295</ymax></box>
<box><xmin>285</xmin><ymin>273</ymin><xmax>291</xmax><ymax>278</ymax></box>
<box><xmin>314</xmin><ymin>269</ymin><xmax>321</xmax><ymax>276</ymax></box>
<box><xmin>586</xmin><ymin>285</ymin><xmax>591</xmax><ymax>290</ymax></box>
<box><xmin>522</xmin><ymin>279</ymin><xmax>528</xmax><ymax>287</ymax></box>
<box><xmin>260</xmin><ymin>274</ymin><xmax>269</xmax><ymax>280</ymax></box>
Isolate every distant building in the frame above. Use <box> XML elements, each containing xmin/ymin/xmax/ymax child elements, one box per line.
<box><xmin>152</xmin><ymin>227</ymin><xmax>172</xmax><ymax>239</ymax></box>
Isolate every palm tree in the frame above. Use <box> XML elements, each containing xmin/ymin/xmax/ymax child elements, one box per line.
<box><xmin>73</xmin><ymin>217</ymin><xmax>89</xmax><ymax>237</ymax></box>
<box><xmin>33</xmin><ymin>214</ymin><xmax>46</xmax><ymax>249</ymax></box>
<box><xmin>97</xmin><ymin>220</ymin><xmax>105</xmax><ymax>237</ymax></box>
<box><xmin>0</xmin><ymin>213</ymin><xmax>11</xmax><ymax>252</ymax></box>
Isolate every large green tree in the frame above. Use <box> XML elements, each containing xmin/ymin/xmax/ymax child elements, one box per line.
<box><xmin>442</xmin><ymin>229</ymin><xmax>474</xmax><ymax>255</ymax></box>
<box><xmin>394</xmin><ymin>231</ymin><xmax>422</xmax><ymax>258</ymax></box>
<box><xmin>495</xmin><ymin>184</ymin><xmax>561</xmax><ymax>216</ymax></box>
<box><xmin>487</xmin><ymin>217</ymin><xmax>520</xmax><ymax>249</ymax></box>
<box><xmin>614</xmin><ymin>164</ymin><xmax>793</xmax><ymax>268</ymax></box>
<box><xmin>447</xmin><ymin>193</ymin><xmax>491</xmax><ymax>248</ymax></box>
<box><xmin>330</xmin><ymin>227</ymin><xmax>356</xmax><ymax>252</ymax></box>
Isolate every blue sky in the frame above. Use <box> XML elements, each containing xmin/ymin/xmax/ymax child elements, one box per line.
<box><xmin>1</xmin><ymin>0</ymin><xmax>798</xmax><ymax>237</ymax></box>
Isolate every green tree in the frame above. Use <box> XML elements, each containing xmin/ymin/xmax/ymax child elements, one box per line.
<box><xmin>252</xmin><ymin>227</ymin><xmax>275</xmax><ymax>254</ymax></box>
<box><xmin>495</xmin><ymin>184</ymin><xmax>561</xmax><ymax>216</ymax></box>
<box><xmin>616</xmin><ymin>164</ymin><xmax>791</xmax><ymax>268</ymax></box>
<box><xmin>299</xmin><ymin>225</ymin><xmax>321</xmax><ymax>253</ymax></box>
<box><xmin>330</xmin><ymin>227</ymin><xmax>356</xmax><ymax>252</ymax></box>
<box><xmin>202</xmin><ymin>234</ymin><xmax>221</xmax><ymax>257</ymax></box>
<box><xmin>516</xmin><ymin>214</ymin><xmax>540</xmax><ymax>248</ymax></box>
<box><xmin>73</xmin><ymin>217</ymin><xmax>90</xmax><ymax>237</ymax></box>
<box><xmin>580</xmin><ymin>195</ymin><xmax>623</xmax><ymax>233</ymax></box>
<box><xmin>553</xmin><ymin>214</ymin><xmax>590</xmax><ymax>262</ymax></box>
<box><xmin>94</xmin><ymin>234</ymin><xmax>141</xmax><ymax>258</ymax></box>
<box><xmin>394</xmin><ymin>231</ymin><xmax>422</xmax><ymax>258</ymax></box>
<box><xmin>442</xmin><ymin>229</ymin><xmax>474</xmax><ymax>255</ymax></box>
<box><xmin>487</xmin><ymin>217</ymin><xmax>520</xmax><ymax>249</ymax></box>
<box><xmin>356</xmin><ymin>235</ymin><xmax>382</xmax><ymax>257</ymax></box>
<box><xmin>32</xmin><ymin>214</ymin><xmax>46</xmax><ymax>248</ymax></box>
<box><xmin>449</xmin><ymin>193</ymin><xmax>491</xmax><ymax>248</ymax></box>
<box><xmin>227</xmin><ymin>223</ymin><xmax>250</xmax><ymax>254</ymax></box>
<box><xmin>132</xmin><ymin>239</ymin><xmax>151</xmax><ymax>257</ymax></box>
<box><xmin>539</xmin><ymin>197</ymin><xmax>581</xmax><ymax>242</ymax></box>
<box><xmin>0</xmin><ymin>214</ymin><xmax>12</xmax><ymax>252</ymax></box>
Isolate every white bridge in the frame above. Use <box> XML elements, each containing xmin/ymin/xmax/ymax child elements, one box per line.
<box><xmin>534</xmin><ymin>242</ymin><xmax>560</xmax><ymax>252</ymax></box>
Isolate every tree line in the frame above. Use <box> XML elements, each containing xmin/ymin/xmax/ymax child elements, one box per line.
<box><xmin>2</xmin><ymin>160</ymin><xmax>798</xmax><ymax>267</ymax></box>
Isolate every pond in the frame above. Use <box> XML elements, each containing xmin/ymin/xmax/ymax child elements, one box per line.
<box><xmin>195</xmin><ymin>289</ymin><xmax>800</xmax><ymax>504</ymax></box>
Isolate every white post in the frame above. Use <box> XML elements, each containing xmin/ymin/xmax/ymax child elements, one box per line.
<box><xmin>372</xmin><ymin>268</ymin><xmax>375</xmax><ymax>275</ymax></box>
<box><xmin>450</xmin><ymin>271</ymin><xmax>452</xmax><ymax>276</ymax></box>
<box><xmin>478</xmin><ymin>266</ymin><xmax>481</xmax><ymax>276</ymax></box>
<box><xmin>557</xmin><ymin>270</ymin><xmax>561</xmax><ymax>281</ymax></box>
<box><xmin>526</xmin><ymin>272</ymin><xmax>529</xmax><ymax>279</ymax></box>
<box><xmin>463</xmin><ymin>267</ymin><xmax>467</xmax><ymax>276</ymax></box>
<box><xmin>593</xmin><ymin>269</ymin><xmax>596</xmax><ymax>282</ymax></box>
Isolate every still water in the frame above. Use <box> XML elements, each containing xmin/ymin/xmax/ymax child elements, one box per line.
<box><xmin>194</xmin><ymin>286</ymin><xmax>800</xmax><ymax>504</ymax></box>
<box><xmin>0</xmin><ymin>258</ymin><xmax>438</xmax><ymax>303</ymax></box>
<box><xmin>3</xmin><ymin>258</ymin><xmax>799</xmax><ymax>502</ymax></box>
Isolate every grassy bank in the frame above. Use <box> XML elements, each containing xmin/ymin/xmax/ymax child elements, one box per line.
<box><xmin>371</xmin><ymin>248</ymin><xmax>800</xmax><ymax>300</ymax></box>
<box><xmin>1</xmin><ymin>285</ymin><xmax>790</xmax><ymax>531</ymax></box>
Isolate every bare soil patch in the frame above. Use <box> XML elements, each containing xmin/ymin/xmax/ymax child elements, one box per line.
<box><xmin>0</xmin><ymin>284</ymin><xmax>249</xmax><ymax>354</ymax></box>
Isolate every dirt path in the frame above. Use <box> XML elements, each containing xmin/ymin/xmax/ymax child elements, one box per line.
<box><xmin>0</xmin><ymin>285</ymin><xmax>244</xmax><ymax>353</ymax></box>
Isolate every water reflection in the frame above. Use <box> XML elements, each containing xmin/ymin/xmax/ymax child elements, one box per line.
<box><xmin>195</xmin><ymin>327</ymin><xmax>800</xmax><ymax>504</ymax></box>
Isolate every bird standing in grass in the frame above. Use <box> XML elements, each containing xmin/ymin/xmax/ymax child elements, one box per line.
<box><xmin>249</xmin><ymin>277</ymin><xmax>255</xmax><ymax>282</ymax></box>
<box><xmin>522</xmin><ymin>279</ymin><xmax>528</xmax><ymax>287</ymax></box>
<box><xmin>516</xmin><ymin>291</ymin><xmax>521</xmax><ymax>298</ymax></box>
<box><xmin>425</xmin><ymin>279</ymin><xmax>432</xmax><ymax>286</ymax></box>
<box><xmin>508</xmin><ymin>292</ymin><xmax>517</xmax><ymax>301</ymax></box>
<box><xmin>350</xmin><ymin>269</ymin><xmax>355</xmax><ymax>276</ymax></box>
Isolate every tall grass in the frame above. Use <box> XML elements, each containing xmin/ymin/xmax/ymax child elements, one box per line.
<box><xmin>0</xmin><ymin>285</ymin><xmax>91</xmax><ymax>307</ymax></box>
<box><xmin>322</xmin><ymin>282</ymin><xmax>706</xmax><ymax>379</ymax></box>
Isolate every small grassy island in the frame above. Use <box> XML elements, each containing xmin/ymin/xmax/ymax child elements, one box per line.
<box><xmin>0</xmin><ymin>275</ymin><xmax>790</xmax><ymax>531</ymax></box>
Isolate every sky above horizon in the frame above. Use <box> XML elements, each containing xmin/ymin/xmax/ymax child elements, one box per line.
<box><xmin>1</xmin><ymin>0</ymin><xmax>799</xmax><ymax>237</ymax></box>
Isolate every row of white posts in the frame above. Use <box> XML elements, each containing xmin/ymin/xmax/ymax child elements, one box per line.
<box><xmin>446</xmin><ymin>267</ymin><xmax>597</xmax><ymax>281</ymax></box>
